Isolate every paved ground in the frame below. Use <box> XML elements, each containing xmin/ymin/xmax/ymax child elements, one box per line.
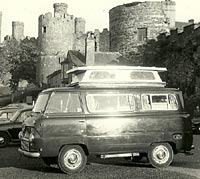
<box><xmin>0</xmin><ymin>135</ymin><xmax>200</xmax><ymax>179</ymax></box>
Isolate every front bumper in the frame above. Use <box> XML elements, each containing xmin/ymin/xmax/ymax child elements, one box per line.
<box><xmin>18</xmin><ymin>148</ymin><xmax>40</xmax><ymax>158</ymax></box>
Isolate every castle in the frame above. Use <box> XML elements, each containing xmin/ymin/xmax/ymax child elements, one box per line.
<box><xmin>36</xmin><ymin>3</ymin><xmax>111</xmax><ymax>85</ymax></box>
<box><xmin>0</xmin><ymin>0</ymin><xmax>195</xmax><ymax>87</ymax></box>
<box><xmin>37</xmin><ymin>1</ymin><xmax>178</xmax><ymax>85</ymax></box>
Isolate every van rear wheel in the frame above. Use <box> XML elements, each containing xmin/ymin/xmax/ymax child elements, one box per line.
<box><xmin>58</xmin><ymin>145</ymin><xmax>87</xmax><ymax>174</ymax></box>
<box><xmin>148</xmin><ymin>143</ymin><xmax>173</xmax><ymax>168</ymax></box>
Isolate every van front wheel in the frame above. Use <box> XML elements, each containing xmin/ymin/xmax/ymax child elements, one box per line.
<box><xmin>148</xmin><ymin>143</ymin><xmax>173</xmax><ymax>168</ymax></box>
<box><xmin>58</xmin><ymin>145</ymin><xmax>87</xmax><ymax>174</ymax></box>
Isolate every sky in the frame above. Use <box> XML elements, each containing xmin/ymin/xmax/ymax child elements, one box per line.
<box><xmin>0</xmin><ymin>0</ymin><xmax>200</xmax><ymax>40</ymax></box>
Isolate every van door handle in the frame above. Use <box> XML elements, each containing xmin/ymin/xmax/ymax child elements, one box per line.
<box><xmin>79</xmin><ymin>120</ymin><xmax>85</xmax><ymax>123</ymax></box>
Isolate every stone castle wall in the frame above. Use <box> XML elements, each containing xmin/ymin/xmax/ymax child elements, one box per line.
<box><xmin>36</xmin><ymin>55</ymin><xmax>61</xmax><ymax>85</ymax></box>
<box><xmin>109</xmin><ymin>0</ymin><xmax>175</xmax><ymax>64</ymax></box>
<box><xmin>38</xmin><ymin>12</ymin><xmax>75</xmax><ymax>55</ymax></box>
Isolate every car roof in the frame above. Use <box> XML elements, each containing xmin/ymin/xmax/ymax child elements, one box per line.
<box><xmin>0</xmin><ymin>108</ymin><xmax>19</xmax><ymax>114</ymax></box>
<box><xmin>10</xmin><ymin>106</ymin><xmax>33</xmax><ymax>121</ymax></box>
<box><xmin>0</xmin><ymin>105</ymin><xmax>32</xmax><ymax>114</ymax></box>
<box><xmin>5</xmin><ymin>103</ymin><xmax>30</xmax><ymax>108</ymax></box>
<box><xmin>16</xmin><ymin>106</ymin><xmax>33</xmax><ymax>112</ymax></box>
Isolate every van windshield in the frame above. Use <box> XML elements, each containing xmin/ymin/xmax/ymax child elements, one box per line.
<box><xmin>33</xmin><ymin>93</ymin><xmax>49</xmax><ymax>113</ymax></box>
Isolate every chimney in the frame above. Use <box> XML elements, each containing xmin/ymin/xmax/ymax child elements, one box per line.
<box><xmin>188</xmin><ymin>19</ymin><xmax>194</xmax><ymax>24</ymax></box>
<box><xmin>85</xmin><ymin>32</ymin><xmax>95</xmax><ymax>66</ymax></box>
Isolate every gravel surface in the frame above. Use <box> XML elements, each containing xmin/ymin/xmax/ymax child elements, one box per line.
<box><xmin>0</xmin><ymin>135</ymin><xmax>200</xmax><ymax>179</ymax></box>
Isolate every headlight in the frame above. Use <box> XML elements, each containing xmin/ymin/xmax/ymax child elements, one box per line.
<box><xmin>173</xmin><ymin>133</ymin><xmax>183</xmax><ymax>140</ymax></box>
<box><xmin>29</xmin><ymin>133</ymin><xmax>35</xmax><ymax>142</ymax></box>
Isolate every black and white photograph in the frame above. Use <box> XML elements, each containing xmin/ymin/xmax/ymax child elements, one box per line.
<box><xmin>0</xmin><ymin>0</ymin><xmax>200</xmax><ymax>178</ymax></box>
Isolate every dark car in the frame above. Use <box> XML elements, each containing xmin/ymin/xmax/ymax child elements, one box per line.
<box><xmin>1</xmin><ymin>103</ymin><xmax>30</xmax><ymax>109</ymax></box>
<box><xmin>191</xmin><ymin>106</ymin><xmax>200</xmax><ymax>134</ymax></box>
<box><xmin>192</xmin><ymin>117</ymin><xmax>200</xmax><ymax>134</ymax></box>
<box><xmin>0</xmin><ymin>107</ymin><xmax>32</xmax><ymax>147</ymax></box>
<box><xmin>0</xmin><ymin>108</ymin><xmax>19</xmax><ymax>121</ymax></box>
<box><xmin>0</xmin><ymin>103</ymin><xmax>30</xmax><ymax>121</ymax></box>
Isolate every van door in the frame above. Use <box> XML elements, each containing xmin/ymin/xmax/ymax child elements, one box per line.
<box><xmin>41</xmin><ymin>91</ymin><xmax>86</xmax><ymax>156</ymax></box>
<box><xmin>85</xmin><ymin>91</ymin><xmax>139</xmax><ymax>154</ymax></box>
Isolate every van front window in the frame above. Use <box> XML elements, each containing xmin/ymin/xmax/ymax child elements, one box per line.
<box><xmin>33</xmin><ymin>93</ymin><xmax>49</xmax><ymax>113</ymax></box>
<box><xmin>45</xmin><ymin>92</ymin><xmax>82</xmax><ymax>113</ymax></box>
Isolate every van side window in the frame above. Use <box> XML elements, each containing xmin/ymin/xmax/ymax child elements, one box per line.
<box><xmin>141</xmin><ymin>94</ymin><xmax>178</xmax><ymax>111</ymax></box>
<box><xmin>168</xmin><ymin>94</ymin><xmax>179</xmax><ymax>109</ymax></box>
<box><xmin>86</xmin><ymin>93</ymin><xmax>135</xmax><ymax>113</ymax></box>
<box><xmin>45</xmin><ymin>92</ymin><xmax>82</xmax><ymax>113</ymax></box>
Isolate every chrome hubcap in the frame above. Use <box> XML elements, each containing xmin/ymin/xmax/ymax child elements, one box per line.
<box><xmin>0</xmin><ymin>137</ymin><xmax>4</xmax><ymax>144</ymax></box>
<box><xmin>64</xmin><ymin>149</ymin><xmax>82</xmax><ymax>169</ymax></box>
<box><xmin>152</xmin><ymin>145</ymin><xmax>169</xmax><ymax>164</ymax></box>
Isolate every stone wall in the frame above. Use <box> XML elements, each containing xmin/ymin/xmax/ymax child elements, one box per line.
<box><xmin>36</xmin><ymin>55</ymin><xmax>61</xmax><ymax>84</ymax></box>
<box><xmin>109</xmin><ymin>0</ymin><xmax>175</xmax><ymax>64</ymax></box>
<box><xmin>38</xmin><ymin>12</ymin><xmax>75</xmax><ymax>55</ymax></box>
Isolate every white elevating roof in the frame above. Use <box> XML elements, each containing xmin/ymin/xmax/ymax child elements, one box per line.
<box><xmin>67</xmin><ymin>66</ymin><xmax>167</xmax><ymax>87</ymax></box>
<box><xmin>67</xmin><ymin>66</ymin><xmax>167</xmax><ymax>73</ymax></box>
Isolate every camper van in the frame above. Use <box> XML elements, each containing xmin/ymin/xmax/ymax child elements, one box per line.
<box><xmin>18</xmin><ymin>66</ymin><xmax>193</xmax><ymax>174</ymax></box>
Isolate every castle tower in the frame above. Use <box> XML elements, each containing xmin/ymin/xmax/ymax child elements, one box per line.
<box><xmin>54</xmin><ymin>3</ymin><xmax>68</xmax><ymax>18</ymax></box>
<box><xmin>12</xmin><ymin>21</ymin><xmax>24</xmax><ymax>41</ymax></box>
<box><xmin>0</xmin><ymin>12</ymin><xmax>2</xmax><ymax>43</ymax></box>
<box><xmin>109</xmin><ymin>1</ymin><xmax>176</xmax><ymax>64</ymax></box>
<box><xmin>37</xmin><ymin>3</ymin><xmax>86</xmax><ymax>85</ymax></box>
<box><xmin>99</xmin><ymin>28</ymin><xmax>110</xmax><ymax>52</ymax></box>
<box><xmin>162</xmin><ymin>0</ymin><xmax>176</xmax><ymax>28</ymax></box>
<box><xmin>75</xmin><ymin>17</ymin><xmax>86</xmax><ymax>34</ymax></box>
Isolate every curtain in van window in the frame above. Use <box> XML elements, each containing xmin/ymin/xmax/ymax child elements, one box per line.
<box><xmin>141</xmin><ymin>94</ymin><xmax>178</xmax><ymax>111</ymax></box>
<box><xmin>86</xmin><ymin>94</ymin><xmax>135</xmax><ymax>113</ymax></box>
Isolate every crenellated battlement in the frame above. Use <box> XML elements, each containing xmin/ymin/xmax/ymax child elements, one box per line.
<box><xmin>163</xmin><ymin>20</ymin><xmax>200</xmax><ymax>47</ymax></box>
<box><xmin>53</xmin><ymin>3</ymin><xmax>68</xmax><ymax>18</ymax></box>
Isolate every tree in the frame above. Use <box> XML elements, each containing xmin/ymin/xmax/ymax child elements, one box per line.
<box><xmin>142</xmin><ymin>36</ymin><xmax>198</xmax><ymax>98</ymax></box>
<box><xmin>4</xmin><ymin>37</ymin><xmax>40</xmax><ymax>90</ymax></box>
